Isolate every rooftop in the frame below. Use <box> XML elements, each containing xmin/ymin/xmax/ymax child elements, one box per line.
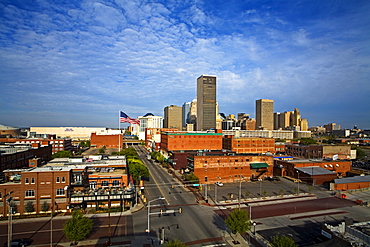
<box><xmin>296</xmin><ymin>166</ymin><xmax>336</xmax><ymax>176</ymax></box>
<box><xmin>334</xmin><ymin>175</ymin><xmax>370</xmax><ymax>184</ymax></box>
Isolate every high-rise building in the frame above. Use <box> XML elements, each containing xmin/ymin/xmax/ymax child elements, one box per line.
<box><xmin>197</xmin><ymin>75</ymin><xmax>217</xmax><ymax>131</ymax></box>
<box><xmin>291</xmin><ymin>108</ymin><xmax>301</xmax><ymax>127</ymax></box>
<box><xmin>256</xmin><ymin>99</ymin><xmax>274</xmax><ymax>130</ymax></box>
<box><xmin>182</xmin><ymin>102</ymin><xmax>191</xmax><ymax>128</ymax></box>
<box><xmin>164</xmin><ymin>105</ymin><xmax>183</xmax><ymax>130</ymax></box>
<box><xmin>135</xmin><ymin>113</ymin><xmax>163</xmax><ymax>140</ymax></box>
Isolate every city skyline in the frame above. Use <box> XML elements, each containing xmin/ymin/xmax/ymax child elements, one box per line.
<box><xmin>1</xmin><ymin>1</ymin><xmax>369</xmax><ymax>129</ymax></box>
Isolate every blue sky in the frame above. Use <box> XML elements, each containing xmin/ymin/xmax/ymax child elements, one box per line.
<box><xmin>1</xmin><ymin>0</ymin><xmax>369</xmax><ymax>129</ymax></box>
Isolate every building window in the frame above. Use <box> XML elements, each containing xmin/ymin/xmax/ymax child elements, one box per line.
<box><xmin>112</xmin><ymin>180</ymin><xmax>120</xmax><ymax>186</ymax></box>
<box><xmin>56</xmin><ymin>177</ymin><xmax>60</xmax><ymax>183</ymax></box>
<box><xmin>101</xmin><ymin>181</ymin><xmax>108</xmax><ymax>187</ymax></box>
<box><xmin>90</xmin><ymin>181</ymin><xmax>97</xmax><ymax>189</ymax></box>
<box><xmin>56</xmin><ymin>188</ymin><xmax>64</xmax><ymax>196</ymax></box>
<box><xmin>62</xmin><ymin>177</ymin><xmax>66</xmax><ymax>183</ymax></box>
<box><xmin>25</xmin><ymin>190</ymin><xmax>35</xmax><ymax>197</ymax></box>
<box><xmin>204</xmin><ymin>176</ymin><xmax>208</xmax><ymax>182</ymax></box>
<box><xmin>25</xmin><ymin>178</ymin><xmax>29</xmax><ymax>184</ymax></box>
<box><xmin>31</xmin><ymin>178</ymin><xmax>35</xmax><ymax>184</ymax></box>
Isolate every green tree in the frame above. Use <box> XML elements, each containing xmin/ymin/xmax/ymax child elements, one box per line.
<box><xmin>184</xmin><ymin>173</ymin><xmax>199</xmax><ymax>185</ymax></box>
<box><xmin>25</xmin><ymin>201</ymin><xmax>34</xmax><ymax>213</ymax></box>
<box><xmin>225</xmin><ymin>209</ymin><xmax>251</xmax><ymax>235</ymax></box>
<box><xmin>63</xmin><ymin>210</ymin><xmax>93</xmax><ymax>243</ymax></box>
<box><xmin>128</xmin><ymin>161</ymin><xmax>149</xmax><ymax>182</ymax></box>
<box><xmin>245</xmin><ymin>190</ymin><xmax>251</xmax><ymax>198</ymax></box>
<box><xmin>321</xmin><ymin>134</ymin><xmax>335</xmax><ymax>144</ymax></box>
<box><xmin>271</xmin><ymin>234</ymin><xmax>297</xmax><ymax>247</ymax></box>
<box><xmin>262</xmin><ymin>190</ymin><xmax>267</xmax><ymax>197</ymax></box>
<box><xmin>299</xmin><ymin>138</ymin><xmax>317</xmax><ymax>145</ymax></box>
<box><xmin>279</xmin><ymin>189</ymin><xmax>284</xmax><ymax>196</ymax></box>
<box><xmin>52</xmin><ymin>150</ymin><xmax>73</xmax><ymax>158</ymax></box>
<box><xmin>41</xmin><ymin>201</ymin><xmax>49</xmax><ymax>212</ymax></box>
<box><xmin>164</xmin><ymin>239</ymin><xmax>186</xmax><ymax>247</ymax></box>
<box><xmin>275</xmin><ymin>138</ymin><xmax>286</xmax><ymax>142</ymax></box>
<box><xmin>294</xmin><ymin>187</ymin><xmax>299</xmax><ymax>195</ymax></box>
<box><xmin>352</xmin><ymin>146</ymin><xmax>366</xmax><ymax>160</ymax></box>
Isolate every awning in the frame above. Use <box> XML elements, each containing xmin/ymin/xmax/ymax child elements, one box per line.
<box><xmin>250</xmin><ymin>163</ymin><xmax>269</xmax><ymax>169</ymax></box>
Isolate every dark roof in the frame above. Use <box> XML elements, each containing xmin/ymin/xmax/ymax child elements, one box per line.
<box><xmin>334</xmin><ymin>175</ymin><xmax>370</xmax><ymax>184</ymax></box>
<box><xmin>295</xmin><ymin>166</ymin><xmax>336</xmax><ymax>176</ymax></box>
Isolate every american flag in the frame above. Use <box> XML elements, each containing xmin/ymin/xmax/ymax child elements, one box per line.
<box><xmin>120</xmin><ymin>111</ymin><xmax>140</xmax><ymax>125</ymax></box>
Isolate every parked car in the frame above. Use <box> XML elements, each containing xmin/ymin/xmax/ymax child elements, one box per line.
<box><xmin>215</xmin><ymin>181</ymin><xmax>223</xmax><ymax>186</ymax></box>
<box><xmin>3</xmin><ymin>239</ymin><xmax>32</xmax><ymax>247</ymax></box>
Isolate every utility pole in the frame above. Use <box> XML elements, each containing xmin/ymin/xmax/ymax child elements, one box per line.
<box><xmin>238</xmin><ymin>174</ymin><xmax>242</xmax><ymax>210</ymax></box>
<box><xmin>5</xmin><ymin>191</ymin><xmax>13</xmax><ymax>247</ymax></box>
<box><xmin>147</xmin><ymin>197</ymin><xmax>165</xmax><ymax>239</ymax></box>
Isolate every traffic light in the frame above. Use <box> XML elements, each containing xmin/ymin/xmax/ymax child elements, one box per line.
<box><xmin>178</xmin><ymin>207</ymin><xmax>182</xmax><ymax>214</ymax></box>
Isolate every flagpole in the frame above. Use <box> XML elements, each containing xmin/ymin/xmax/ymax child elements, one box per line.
<box><xmin>118</xmin><ymin>111</ymin><xmax>121</xmax><ymax>152</ymax></box>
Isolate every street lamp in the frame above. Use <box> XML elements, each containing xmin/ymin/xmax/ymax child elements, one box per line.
<box><xmin>51</xmin><ymin>202</ymin><xmax>57</xmax><ymax>247</ymax></box>
<box><xmin>253</xmin><ymin>221</ymin><xmax>257</xmax><ymax>234</ymax></box>
<box><xmin>296</xmin><ymin>170</ymin><xmax>300</xmax><ymax>195</ymax></box>
<box><xmin>238</xmin><ymin>175</ymin><xmax>243</xmax><ymax>210</ymax></box>
<box><xmin>5</xmin><ymin>191</ymin><xmax>13</xmax><ymax>247</ymax></box>
<box><xmin>147</xmin><ymin>197</ymin><xmax>165</xmax><ymax>239</ymax></box>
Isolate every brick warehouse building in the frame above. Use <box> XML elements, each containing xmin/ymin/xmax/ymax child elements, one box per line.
<box><xmin>285</xmin><ymin>144</ymin><xmax>353</xmax><ymax>160</ymax></box>
<box><xmin>0</xmin><ymin>156</ymin><xmax>134</xmax><ymax>216</ymax></box>
<box><xmin>144</xmin><ymin>128</ymin><xmax>178</xmax><ymax>152</ymax></box>
<box><xmin>0</xmin><ymin>137</ymin><xmax>72</xmax><ymax>154</ymax></box>
<box><xmin>274</xmin><ymin>159</ymin><xmax>352</xmax><ymax>185</ymax></box>
<box><xmin>222</xmin><ymin>135</ymin><xmax>275</xmax><ymax>154</ymax></box>
<box><xmin>90</xmin><ymin>133</ymin><xmax>123</xmax><ymax>149</ymax></box>
<box><xmin>193</xmin><ymin>152</ymin><xmax>274</xmax><ymax>184</ymax></box>
<box><xmin>0</xmin><ymin>143</ymin><xmax>52</xmax><ymax>172</ymax></box>
<box><xmin>160</xmin><ymin>131</ymin><xmax>223</xmax><ymax>155</ymax></box>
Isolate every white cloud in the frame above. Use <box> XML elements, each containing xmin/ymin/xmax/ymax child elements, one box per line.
<box><xmin>0</xmin><ymin>0</ymin><xmax>369</xmax><ymax>128</ymax></box>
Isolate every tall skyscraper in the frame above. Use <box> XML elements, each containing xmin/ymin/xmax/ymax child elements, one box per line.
<box><xmin>182</xmin><ymin>102</ymin><xmax>191</xmax><ymax>128</ymax></box>
<box><xmin>164</xmin><ymin>105</ymin><xmax>183</xmax><ymax>130</ymax></box>
<box><xmin>197</xmin><ymin>75</ymin><xmax>217</xmax><ymax>131</ymax></box>
<box><xmin>256</xmin><ymin>99</ymin><xmax>274</xmax><ymax>130</ymax></box>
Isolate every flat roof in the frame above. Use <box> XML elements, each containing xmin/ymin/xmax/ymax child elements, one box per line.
<box><xmin>296</xmin><ymin>166</ymin><xmax>336</xmax><ymax>176</ymax></box>
<box><xmin>282</xmin><ymin>159</ymin><xmax>350</xmax><ymax>164</ymax></box>
<box><xmin>163</xmin><ymin>132</ymin><xmax>222</xmax><ymax>136</ymax></box>
<box><xmin>334</xmin><ymin>175</ymin><xmax>370</xmax><ymax>184</ymax></box>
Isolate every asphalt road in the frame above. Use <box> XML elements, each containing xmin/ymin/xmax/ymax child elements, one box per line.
<box><xmin>133</xmin><ymin>145</ymin><xmax>226</xmax><ymax>246</ymax></box>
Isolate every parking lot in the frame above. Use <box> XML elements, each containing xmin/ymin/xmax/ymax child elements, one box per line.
<box><xmin>199</xmin><ymin>177</ymin><xmax>331</xmax><ymax>202</ymax></box>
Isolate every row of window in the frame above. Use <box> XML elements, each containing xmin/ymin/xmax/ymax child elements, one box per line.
<box><xmin>25</xmin><ymin>176</ymin><xmax>66</xmax><ymax>184</ymax></box>
<box><xmin>25</xmin><ymin>188</ymin><xmax>65</xmax><ymax>197</ymax></box>
<box><xmin>89</xmin><ymin>180</ymin><xmax>120</xmax><ymax>188</ymax></box>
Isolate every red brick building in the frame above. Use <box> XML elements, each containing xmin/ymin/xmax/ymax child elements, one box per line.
<box><xmin>0</xmin><ymin>143</ymin><xmax>52</xmax><ymax>172</ymax></box>
<box><xmin>331</xmin><ymin>176</ymin><xmax>370</xmax><ymax>190</ymax></box>
<box><xmin>90</xmin><ymin>133</ymin><xmax>123</xmax><ymax>149</ymax></box>
<box><xmin>144</xmin><ymin>128</ymin><xmax>178</xmax><ymax>151</ymax></box>
<box><xmin>222</xmin><ymin>136</ymin><xmax>275</xmax><ymax>154</ymax></box>
<box><xmin>0</xmin><ymin>137</ymin><xmax>73</xmax><ymax>154</ymax></box>
<box><xmin>0</xmin><ymin>155</ymin><xmax>134</xmax><ymax>216</ymax></box>
<box><xmin>0</xmin><ymin>166</ymin><xmax>72</xmax><ymax>216</ymax></box>
<box><xmin>274</xmin><ymin>159</ymin><xmax>352</xmax><ymax>184</ymax></box>
<box><xmin>160</xmin><ymin>131</ymin><xmax>223</xmax><ymax>153</ymax></box>
<box><xmin>285</xmin><ymin>144</ymin><xmax>352</xmax><ymax>160</ymax></box>
<box><xmin>193</xmin><ymin>153</ymin><xmax>274</xmax><ymax>184</ymax></box>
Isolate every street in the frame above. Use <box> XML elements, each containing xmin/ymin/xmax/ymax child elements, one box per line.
<box><xmin>1</xmin><ymin>146</ymin><xmax>370</xmax><ymax>246</ymax></box>
<box><xmin>133</xmin><ymin>145</ymin><xmax>226</xmax><ymax>246</ymax></box>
